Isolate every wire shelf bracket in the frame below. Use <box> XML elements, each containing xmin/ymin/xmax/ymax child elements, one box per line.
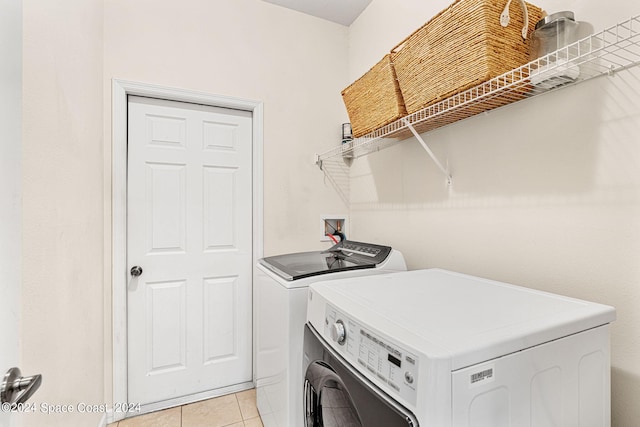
<box><xmin>403</xmin><ymin>118</ymin><xmax>452</xmax><ymax>185</ymax></box>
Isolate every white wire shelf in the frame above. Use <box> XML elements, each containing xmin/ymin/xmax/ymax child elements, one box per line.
<box><xmin>316</xmin><ymin>14</ymin><xmax>640</xmax><ymax>200</ymax></box>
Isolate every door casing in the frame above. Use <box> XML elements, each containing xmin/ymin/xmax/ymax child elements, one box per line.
<box><xmin>111</xmin><ymin>79</ymin><xmax>264</xmax><ymax>421</ymax></box>
<box><xmin>0</xmin><ymin>1</ymin><xmax>22</xmax><ymax>426</ymax></box>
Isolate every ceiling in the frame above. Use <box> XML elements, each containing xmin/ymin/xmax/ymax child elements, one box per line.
<box><xmin>261</xmin><ymin>0</ymin><xmax>372</xmax><ymax>26</ymax></box>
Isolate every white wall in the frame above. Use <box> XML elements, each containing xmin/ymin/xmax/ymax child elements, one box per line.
<box><xmin>22</xmin><ymin>0</ymin><xmax>105</xmax><ymax>426</ymax></box>
<box><xmin>0</xmin><ymin>0</ymin><xmax>21</xmax><ymax>425</ymax></box>
<box><xmin>348</xmin><ymin>1</ymin><xmax>640</xmax><ymax>425</ymax></box>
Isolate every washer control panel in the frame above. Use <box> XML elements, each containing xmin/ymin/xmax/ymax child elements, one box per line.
<box><xmin>324</xmin><ymin>305</ymin><xmax>419</xmax><ymax>405</ymax></box>
<box><xmin>340</xmin><ymin>242</ymin><xmax>382</xmax><ymax>257</ymax></box>
<box><xmin>328</xmin><ymin>240</ymin><xmax>392</xmax><ymax>264</ymax></box>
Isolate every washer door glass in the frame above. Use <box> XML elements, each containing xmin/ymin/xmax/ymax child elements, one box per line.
<box><xmin>304</xmin><ymin>355</ymin><xmax>416</xmax><ymax>427</ymax></box>
<box><xmin>305</xmin><ymin>361</ymin><xmax>362</xmax><ymax>427</ymax></box>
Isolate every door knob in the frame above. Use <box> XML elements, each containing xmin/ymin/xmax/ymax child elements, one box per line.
<box><xmin>130</xmin><ymin>266</ymin><xmax>143</xmax><ymax>277</ymax></box>
<box><xmin>1</xmin><ymin>367</ymin><xmax>42</xmax><ymax>405</ymax></box>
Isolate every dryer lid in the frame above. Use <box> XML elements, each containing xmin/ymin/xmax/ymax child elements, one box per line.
<box><xmin>309</xmin><ymin>269</ymin><xmax>616</xmax><ymax>369</ymax></box>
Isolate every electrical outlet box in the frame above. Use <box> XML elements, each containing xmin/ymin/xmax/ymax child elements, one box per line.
<box><xmin>320</xmin><ymin>215</ymin><xmax>349</xmax><ymax>242</ymax></box>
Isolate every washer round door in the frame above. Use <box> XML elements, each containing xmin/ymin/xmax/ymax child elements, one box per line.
<box><xmin>304</xmin><ymin>360</ymin><xmax>363</xmax><ymax>427</ymax></box>
<box><xmin>303</xmin><ymin>325</ymin><xmax>417</xmax><ymax>427</ymax></box>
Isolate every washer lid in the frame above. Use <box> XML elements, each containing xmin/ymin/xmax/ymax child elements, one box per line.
<box><xmin>258</xmin><ymin>240</ymin><xmax>391</xmax><ymax>281</ymax></box>
<box><xmin>259</xmin><ymin>250</ymin><xmax>375</xmax><ymax>281</ymax></box>
<box><xmin>310</xmin><ymin>269</ymin><xmax>616</xmax><ymax>369</ymax></box>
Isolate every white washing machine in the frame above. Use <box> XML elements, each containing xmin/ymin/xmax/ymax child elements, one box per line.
<box><xmin>255</xmin><ymin>240</ymin><xmax>406</xmax><ymax>427</ymax></box>
<box><xmin>304</xmin><ymin>269</ymin><xmax>616</xmax><ymax>426</ymax></box>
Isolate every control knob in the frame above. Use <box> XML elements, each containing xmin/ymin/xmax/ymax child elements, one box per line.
<box><xmin>404</xmin><ymin>371</ymin><xmax>414</xmax><ymax>384</ymax></box>
<box><xmin>330</xmin><ymin>320</ymin><xmax>346</xmax><ymax>345</ymax></box>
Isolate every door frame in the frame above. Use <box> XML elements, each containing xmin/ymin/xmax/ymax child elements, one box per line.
<box><xmin>111</xmin><ymin>79</ymin><xmax>264</xmax><ymax>420</ymax></box>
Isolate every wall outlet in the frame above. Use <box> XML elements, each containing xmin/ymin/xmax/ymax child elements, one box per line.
<box><xmin>320</xmin><ymin>214</ymin><xmax>348</xmax><ymax>242</ymax></box>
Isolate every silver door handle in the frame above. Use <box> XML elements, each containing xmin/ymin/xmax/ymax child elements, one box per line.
<box><xmin>130</xmin><ymin>266</ymin><xmax>143</xmax><ymax>277</ymax></box>
<box><xmin>1</xmin><ymin>367</ymin><xmax>42</xmax><ymax>405</ymax></box>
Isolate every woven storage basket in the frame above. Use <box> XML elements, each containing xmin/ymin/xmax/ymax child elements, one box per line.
<box><xmin>391</xmin><ymin>0</ymin><xmax>543</xmax><ymax>114</ymax></box>
<box><xmin>341</xmin><ymin>54</ymin><xmax>407</xmax><ymax>138</ymax></box>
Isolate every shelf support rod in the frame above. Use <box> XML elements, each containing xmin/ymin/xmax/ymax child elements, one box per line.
<box><xmin>402</xmin><ymin>119</ymin><xmax>452</xmax><ymax>185</ymax></box>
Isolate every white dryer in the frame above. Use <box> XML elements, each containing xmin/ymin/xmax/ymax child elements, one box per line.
<box><xmin>255</xmin><ymin>240</ymin><xmax>406</xmax><ymax>427</ymax></box>
<box><xmin>304</xmin><ymin>269</ymin><xmax>616</xmax><ymax>426</ymax></box>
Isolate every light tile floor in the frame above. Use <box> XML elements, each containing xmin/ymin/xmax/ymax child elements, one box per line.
<box><xmin>107</xmin><ymin>389</ymin><xmax>263</xmax><ymax>427</ymax></box>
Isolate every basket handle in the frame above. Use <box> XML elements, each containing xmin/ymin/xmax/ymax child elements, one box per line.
<box><xmin>500</xmin><ymin>0</ymin><xmax>529</xmax><ymax>39</ymax></box>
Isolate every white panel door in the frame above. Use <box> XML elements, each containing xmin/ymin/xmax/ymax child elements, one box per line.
<box><xmin>127</xmin><ymin>96</ymin><xmax>253</xmax><ymax>405</ymax></box>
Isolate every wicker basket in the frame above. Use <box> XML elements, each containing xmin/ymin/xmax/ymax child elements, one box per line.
<box><xmin>391</xmin><ymin>0</ymin><xmax>544</xmax><ymax>114</ymax></box>
<box><xmin>341</xmin><ymin>54</ymin><xmax>407</xmax><ymax>138</ymax></box>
